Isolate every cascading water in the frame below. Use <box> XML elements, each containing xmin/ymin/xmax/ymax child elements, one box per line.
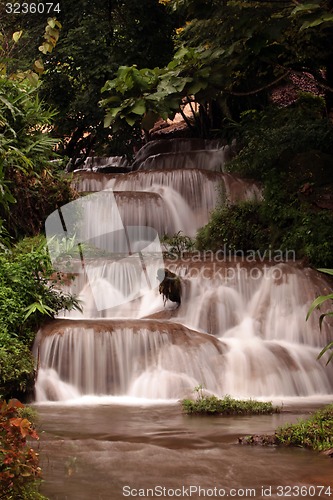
<box><xmin>72</xmin><ymin>169</ymin><xmax>261</xmax><ymax>236</ymax></box>
<box><xmin>34</xmin><ymin>141</ymin><xmax>333</xmax><ymax>403</ymax></box>
<box><xmin>35</xmin><ymin>319</ymin><xmax>225</xmax><ymax>401</ymax></box>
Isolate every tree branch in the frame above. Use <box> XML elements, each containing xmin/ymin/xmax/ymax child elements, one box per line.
<box><xmin>226</xmin><ymin>65</ymin><xmax>333</xmax><ymax>97</ymax></box>
<box><xmin>179</xmin><ymin>106</ymin><xmax>195</xmax><ymax>130</ymax></box>
<box><xmin>226</xmin><ymin>72</ymin><xmax>290</xmax><ymax>96</ymax></box>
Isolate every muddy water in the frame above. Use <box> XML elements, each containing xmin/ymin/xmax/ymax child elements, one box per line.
<box><xmin>36</xmin><ymin>401</ymin><xmax>333</xmax><ymax>500</ymax></box>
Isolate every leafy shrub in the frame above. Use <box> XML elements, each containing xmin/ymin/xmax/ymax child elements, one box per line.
<box><xmin>161</xmin><ymin>231</ymin><xmax>195</xmax><ymax>258</ymax></box>
<box><xmin>280</xmin><ymin>210</ymin><xmax>333</xmax><ymax>267</ymax></box>
<box><xmin>196</xmin><ymin>198</ymin><xmax>333</xmax><ymax>267</ymax></box>
<box><xmin>0</xmin><ymin>238</ymin><xmax>79</xmax><ymax>340</ymax></box>
<box><xmin>0</xmin><ymin>399</ymin><xmax>47</xmax><ymax>499</ymax></box>
<box><xmin>0</xmin><ymin>334</ymin><xmax>35</xmax><ymax>401</ymax></box>
<box><xmin>182</xmin><ymin>390</ymin><xmax>279</xmax><ymax>416</ymax></box>
<box><xmin>0</xmin><ymin>237</ymin><xmax>81</xmax><ymax>400</ymax></box>
<box><xmin>230</xmin><ymin>97</ymin><xmax>333</xmax><ymax>181</ymax></box>
<box><xmin>0</xmin><ymin>75</ymin><xmax>77</xmax><ymax>240</ymax></box>
<box><xmin>5</xmin><ymin>167</ymin><xmax>77</xmax><ymax>240</ymax></box>
<box><xmin>196</xmin><ymin>98</ymin><xmax>333</xmax><ymax>267</ymax></box>
<box><xmin>196</xmin><ymin>201</ymin><xmax>271</xmax><ymax>253</ymax></box>
<box><xmin>276</xmin><ymin>404</ymin><xmax>333</xmax><ymax>451</ymax></box>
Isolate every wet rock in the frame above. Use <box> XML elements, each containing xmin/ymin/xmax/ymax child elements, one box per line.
<box><xmin>157</xmin><ymin>268</ymin><xmax>182</xmax><ymax>307</ymax></box>
<box><xmin>238</xmin><ymin>434</ymin><xmax>278</xmax><ymax>446</ymax></box>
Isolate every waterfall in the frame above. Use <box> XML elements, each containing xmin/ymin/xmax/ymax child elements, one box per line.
<box><xmin>130</xmin><ymin>137</ymin><xmax>227</xmax><ymax>169</ymax></box>
<box><xmin>34</xmin><ymin>140</ymin><xmax>333</xmax><ymax>403</ymax></box>
<box><xmin>34</xmin><ymin>320</ymin><xmax>225</xmax><ymax>401</ymax></box>
<box><xmin>137</xmin><ymin>149</ymin><xmax>226</xmax><ymax>172</ymax></box>
<box><xmin>72</xmin><ymin>169</ymin><xmax>261</xmax><ymax>237</ymax></box>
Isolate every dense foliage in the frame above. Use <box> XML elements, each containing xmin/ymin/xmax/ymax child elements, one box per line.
<box><xmin>100</xmin><ymin>45</ymin><xmax>225</xmax><ymax>138</ymax></box>
<box><xmin>0</xmin><ymin>238</ymin><xmax>80</xmax><ymax>401</ymax></box>
<box><xmin>196</xmin><ymin>201</ymin><xmax>270</xmax><ymax>253</ymax></box>
<box><xmin>100</xmin><ymin>0</ymin><xmax>333</xmax><ymax>139</ymax></box>
<box><xmin>3</xmin><ymin>1</ymin><xmax>333</xmax><ymax>152</ymax></box>
<box><xmin>0</xmin><ymin>22</ymin><xmax>82</xmax><ymax>496</ymax></box>
<box><xmin>0</xmin><ymin>43</ymin><xmax>75</xmax><ymax>239</ymax></box>
<box><xmin>197</xmin><ymin>97</ymin><xmax>333</xmax><ymax>267</ymax></box>
<box><xmin>241</xmin><ymin>404</ymin><xmax>333</xmax><ymax>454</ymax></box>
<box><xmin>0</xmin><ymin>17</ymin><xmax>81</xmax><ymax>400</ymax></box>
<box><xmin>0</xmin><ymin>399</ymin><xmax>46</xmax><ymax>499</ymax></box>
<box><xmin>1</xmin><ymin>0</ymin><xmax>177</xmax><ymax>158</ymax></box>
<box><xmin>227</xmin><ymin>95</ymin><xmax>333</xmax><ymax>178</ymax></box>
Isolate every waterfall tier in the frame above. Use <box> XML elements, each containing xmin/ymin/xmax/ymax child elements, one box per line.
<box><xmin>35</xmin><ymin>313</ymin><xmax>333</xmax><ymax>402</ymax></box>
<box><xmin>137</xmin><ymin>150</ymin><xmax>226</xmax><ymax>172</ymax></box>
<box><xmin>35</xmin><ymin>261</ymin><xmax>333</xmax><ymax>402</ymax></box>
<box><xmin>131</xmin><ymin>137</ymin><xmax>228</xmax><ymax>169</ymax></box>
<box><xmin>71</xmin><ymin>169</ymin><xmax>262</xmax><ymax>237</ymax></box>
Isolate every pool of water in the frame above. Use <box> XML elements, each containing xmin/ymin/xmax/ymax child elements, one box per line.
<box><xmin>34</xmin><ymin>400</ymin><xmax>333</xmax><ymax>500</ymax></box>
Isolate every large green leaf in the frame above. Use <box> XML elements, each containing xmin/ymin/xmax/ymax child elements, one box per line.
<box><xmin>101</xmin><ymin>80</ymin><xmax>116</xmax><ymax>93</ymax></box>
<box><xmin>125</xmin><ymin>114</ymin><xmax>137</xmax><ymax>126</ymax></box>
<box><xmin>300</xmin><ymin>14</ymin><xmax>333</xmax><ymax>30</ymax></box>
<box><xmin>319</xmin><ymin>311</ymin><xmax>333</xmax><ymax>330</ymax></box>
<box><xmin>317</xmin><ymin>341</ymin><xmax>333</xmax><ymax>365</ymax></box>
<box><xmin>141</xmin><ymin>110</ymin><xmax>159</xmax><ymax>131</ymax></box>
<box><xmin>317</xmin><ymin>269</ymin><xmax>333</xmax><ymax>276</ymax></box>
<box><xmin>306</xmin><ymin>293</ymin><xmax>333</xmax><ymax>320</ymax></box>
<box><xmin>104</xmin><ymin>113</ymin><xmax>114</xmax><ymax>128</ymax></box>
<box><xmin>130</xmin><ymin>100</ymin><xmax>146</xmax><ymax>115</ymax></box>
<box><xmin>188</xmin><ymin>80</ymin><xmax>208</xmax><ymax>94</ymax></box>
<box><xmin>291</xmin><ymin>3</ymin><xmax>321</xmax><ymax>15</ymax></box>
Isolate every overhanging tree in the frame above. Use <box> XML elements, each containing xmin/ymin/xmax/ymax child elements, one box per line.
<box><xmin>101</xmin><ymin>0</ymin><xmax>333</xmax><ymax>138</ymax></box>
<box><xmin>10</xmin><ymin>0</ymin><xmax>177</xmax><ymax>160</ymax></box>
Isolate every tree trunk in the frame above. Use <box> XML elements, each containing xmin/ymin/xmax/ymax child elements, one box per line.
<box><xmin>325</xmin><ymin>57</ymin><xmax>333</xmax><ymax>116</ymax></box>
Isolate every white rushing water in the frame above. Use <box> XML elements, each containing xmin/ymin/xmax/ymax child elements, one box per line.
<box><xmin>35</xmin><ymin>261</ymin><xmax>333</xmax><ymax>402</ymax></box>
<box><xmin>34</xmin><ymin>142</ymin><xmax>333</xmax><ymax>403</ymax></box>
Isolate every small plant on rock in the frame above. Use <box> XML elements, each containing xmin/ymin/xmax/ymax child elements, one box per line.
<box><xmin>182</xmin><ymin>389</ymin><xmax>280</xmax><ymax>416</ymax></box>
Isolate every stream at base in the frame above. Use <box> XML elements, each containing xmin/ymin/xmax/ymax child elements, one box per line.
<box><xmin>35</xmin><ymin>401</ymin><xmax>332</xmax><ymax>500</ymax></box>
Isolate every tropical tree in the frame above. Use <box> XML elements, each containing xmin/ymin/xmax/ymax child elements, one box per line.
<box><xmin>174</xmin><ymin>0</ymin><xmax>333</xmax><ymax>112</ymax></box>
<box><xmin>100</xmin><ymin>45</ymin><xmax>224</xmax><ymax>138</ymax></box>
<box><xmin>0</xmin><ymin>20</ymin><xmax>74</xmax><ymax>239</ymax></box>
<box><xmin>1</xmin><ymin>0</ymin><xmax>177</xmax><ymax>160</ymax></box>
<box><xmin>101</xmin><ymin>0</ymin><xmax>333</xmax><ymax>138</ymax></box>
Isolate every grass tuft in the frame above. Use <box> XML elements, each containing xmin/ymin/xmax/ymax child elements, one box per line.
<box><xmin>276</xmin><ymin>404</ymin><xmax>333</xmax><ymax>451</ymax></box>
<box><xmin>181</xmin><ymin>394</ymin><xmax>280</xmax><ymax>416</ymax></box>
